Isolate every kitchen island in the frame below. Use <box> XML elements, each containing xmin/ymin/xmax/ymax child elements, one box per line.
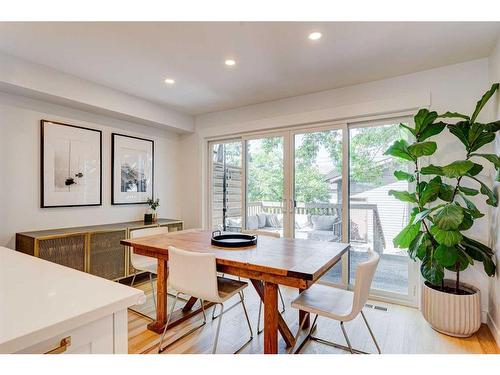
<box><xmin>0</xmin><ymin>246</ymin><xmax>145</xmax><ymax>354</ymax></box>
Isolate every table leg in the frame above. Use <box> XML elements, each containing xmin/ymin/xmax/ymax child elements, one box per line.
<box><xmin>147</xmin><ymin>259</ymin><xmax>168</xmax><ymax>333</ymax></box>
<box><xmin>264</xmin><ymin>282</ymin><xmax>278</xmax><ymax>354</ymax></box>
<box><xmin>250</xmin><ymin>279</ymin><xmax>295</xmax><ymax>350</ymax></box>
<box><xmin>298</xmin><ymin>288</ymin><xmax>310</xmax><ymax>329</ymax></box>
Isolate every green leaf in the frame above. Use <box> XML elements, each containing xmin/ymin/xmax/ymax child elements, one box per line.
<box><xmin>459</xmin><ymin>212</ymin><xmax>473</xmax><ymax>230</ymax></box>
<box><xmin>434</xmin><ymin>245</ymin><xmax>459</xmax><ymax>267</ymax></box>
<box><xmin>471</xmin><ymin>83</ymin><xmax>499</xmax><ymax>123</ymax></box>
<box><xmin>469</xmin><ymin>132</ymin><xmax>496</xmax><ymax>152</ymax></box>
<box><xmin>430</xmin><ymin>226</ymin><xmax>463</xmax><ymax>246</ymax></box>
<box><xmin>447</xmin><ymin>121</ymin><xmax>470</xmax><ymax>147</ymax></box>
<box><xmin>458</xmin><ymin>186</ymin><xmax>479</xmax><ymax>196</ymax></box>
<box><xmin>384</xmin><ymin>139</ymin><xmax>415</xmax><ymax>161</ymax></box>
<box><xmin>393</xmin><ymin>221</ymin><xmax>422</xmax><ymax>248</ymax></box>
<box><xmin>466</xmin><ymin>163</ymin><xmax>483</xmax><ymax>176</ymax></box>
<box><xmin>418</xmin><ymin>122</ymin><xmax>447</xmax><ymax>141</ymax></box>
<box><xmin>408</xmin><ymin>141</ymin><xmax>437</xmax><ymax>157</ymax></box>
<box><xmin>445</xmin><ymin>249</ymin><xmax>472</xmax><ymax>272</ymax></box>
<box><xmin>414</xmin><ymin>109</ymin><xmax>438</xmax><ymax>134</ymax></box>
<box><xmin>468</xmin><ymin>123</ymin><xmax>484</xmax><ymax>146</ymax></box>
<box><xmin>441</xmin><ymin>160</ymin><xmax>474</xmax><ymax>178</ymax></box>
<box><xmin>434</xmin><ymin>204</ymin><xmax>464</xmax><ymax>230</ymax></box>
<box><xmin>460</xmin><ymin>195</ymin><xmax>484</xmax><ymax>218</ymax></box>
<box><xmin>438</xmin><ymin>183</ymin><xmax>455</xmax><ymax>202</ymax></box>
<box><xmin>399</xmin><ymin>123</ymin><xmax>416</xmax><ymax>136</ymax></box>
<box><xmin>439</xmin><ymin>112</ymin><xmax>470</xmax><ymax>120</ymax></box>
<box><xmin>388</xmin><ymin>190</ymin><xmax>418</xmax><ymax>203</ymax></box>
<box><xmin>470</xmin><ymin>153</ymin><xmax>500</xmax><ymax>169</ymax></box>
<box><xmin>468</xmin><ymin>176</ymin><xmax>498</xmax><ymax>206</ymax></box>
<box><xmin>421</xmin><ymin>256</ymin><xmax>444</xmax><ymax>285</ymax></box>
<box><xmin>408</xmin><ymin>232</ymin><xmax>425</xmax><ymax>261</ymax></box>
<box><xmin>462</xmin><ymin>235</ymin><xmax>494</xmax><ymax>256</ymax></box>
<box><xmin>419</xmin><ymin>178</ymin><xmax>441</xmax><ymax>206</ymax></box>
<box><xmin>482</xmin><ymin>120</ymin><xmax>500</xmax><ymax>132</ymax></box>
<box><xmin>416</xmin><ymin>234</ymin><xmax>432</xmax><ymax>260</ymax></box>
<box><xmin>414</xmin><ymin>208</ymin><xmax>433</xmax><ymax>223</ymax></box>
<box><xmin>394</xmin><ymin>170</ymin><xmax>415</xmax><ymax>182</ymax></box>
<box><xmin>461</xmin><ymin>237</ymin><xmax>496</xmax><ymax>277</ymax></box>
<box><xmin>420</xmin><ymin>164</ymin><xmax>444</xmax><ymax>176</ymax></box>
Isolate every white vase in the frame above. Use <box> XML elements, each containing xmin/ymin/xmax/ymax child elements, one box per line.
<box><xmin>421</xmin><ymin>280</ymin><xmax>481</xmax><ymax>338</ymax></box>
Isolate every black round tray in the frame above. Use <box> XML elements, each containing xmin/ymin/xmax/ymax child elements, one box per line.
<box><xmin>211</xmin><ymin>231</ymin><xmax>258</xmax><ymax>248</ymax></box>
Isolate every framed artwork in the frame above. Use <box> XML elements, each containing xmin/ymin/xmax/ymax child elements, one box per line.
<box><xmin>112</xmin><ymin>133</ymin><xmax>154</xmax><ymax>205</ymax></box>
<box><xmin>41</xmin><ymin>120</ymin><xmax>102</xmax><ymax>208</ymax></box>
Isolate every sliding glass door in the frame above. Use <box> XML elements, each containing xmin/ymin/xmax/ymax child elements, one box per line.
<box><xmin>292</xmin><ymin>128</ymin><xmax>345</xmax><ymax>284</ymax></box>
<box><xmin>244</xmin><ymin>134</ymin><xmax>288</xmax><ymax>237</ymax></box>
<box><xmin>348</xmin><ymin>122</ymin><xmax>416</xmax><ymax>303</ymax></box>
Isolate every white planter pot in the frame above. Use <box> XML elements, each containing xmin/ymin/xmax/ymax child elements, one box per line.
<box><xmin>421</xmin><ymin>280</ymin><xmax>481</xmax><ymax>338</ymax></box>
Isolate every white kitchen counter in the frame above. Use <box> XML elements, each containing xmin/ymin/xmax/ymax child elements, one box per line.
<box><xmin>0</xmin><ymin>246</ymin><xmax>145</xmax><ymax>353</ymax></box>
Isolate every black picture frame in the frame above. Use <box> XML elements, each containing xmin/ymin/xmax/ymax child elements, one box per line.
<box><xmin>41</xmin><ymin>119</ymin><xmax>102</xmax><ymax>208</ymax></box>
<box><xmin>111</xmin><ymin>133</ymin><xmax>154</xmax><ymax>205</ymax></box>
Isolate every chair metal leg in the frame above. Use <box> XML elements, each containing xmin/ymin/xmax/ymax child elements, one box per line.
<box><xmin>361</xmin><ymin>310</ymin><xmax>381</xmax><ymax>354</ymax></box>
<box><xmin>307</xmin><ymin>313</ymin><xmax>379</xmax><ymax>354</ymax></box>
<box><xmin>158</xmin><ymin>295</ymin><xmax>208</xmax><ymax>353</ymax></box>
<box><xmin>288</xmin><ymin>312</ymin><xmax>309</xmax><ymax>354</ymax></box>
<box><xmin>234</xmin><ymin>292</ymin><xmax>254</xmax><ymax>354</ymax></box>
<box><xmin>130</xmin><ymin>270</ymin><xmax>137</xmax><ymax>286</ymax></box>
<box><xmin>149</xmin><ymin>272</ymin><xmax>157</xmax><ymax>314</ymax></box>
<box><xmin>278</xmin><ymin>287</ymin><xmax>285</xmax><ymax>313</ymax></box>
<box><xmin>340</xmin><ymin>321</ymin><xmax>354</xmax><ymax>354</ymax></box>
<box><xmin>211</xmin><ymin>302</ymin><xmax>222</xmax><ymax>320</ymax></box>
<box><xmin>212</xmin><ymin>303</ymin><xmax>224</xmax><ymax>354</ymax></box>
<box><xmin>293</xmin><ymin>314</ymin><xmax>318</xmax><ymax>354</ymax></box>
<box><xmin>158</xmin><ymin>292</ymin><xmax>179</xmax><ymax>353</ymax></box>
<box><xmin>256</xmin><ymin>299</ymin><xmax>263</xmax><ymax>334</ymax></box>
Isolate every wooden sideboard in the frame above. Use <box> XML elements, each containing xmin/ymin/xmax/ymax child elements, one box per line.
<box><xmin>16</xmin><ymin>219</ymin><xmax>183</xmax><ymax>281</ymax></box>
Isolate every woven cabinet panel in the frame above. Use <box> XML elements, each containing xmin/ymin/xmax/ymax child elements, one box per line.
<box><xmin>38</xmin><ymin>235</ymin><xmax>86</xmax><ymax>271</ymax></box>
<box><xmin>89</xmin><ymin>230</ymin><xmax>127</xmax><ymax>280</ymax></box>
<box><xmin>166</xmin><ymin>223</ymin><xmax>183</xmax><ymax>232</ymax></box>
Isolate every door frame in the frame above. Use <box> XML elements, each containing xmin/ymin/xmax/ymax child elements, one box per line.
<box><xmin>242</xmin><ymin>131</ymin><xmax>292</xmax><ymax>238</ymax></box>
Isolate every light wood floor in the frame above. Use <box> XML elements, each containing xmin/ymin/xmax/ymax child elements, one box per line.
<box><xmin>128</xmin><ymin>282</ymin><xmax>499</xmax><ymax>354</ymax></box>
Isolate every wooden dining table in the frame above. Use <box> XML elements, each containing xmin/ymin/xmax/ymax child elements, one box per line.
<box><xmin>121</xmin><ymin>229</ymin><xmax>349</xmax><ymax>354</ymax></box>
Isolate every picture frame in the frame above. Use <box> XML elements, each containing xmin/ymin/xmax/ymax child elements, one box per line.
<box><xmin>41</xmin><ymin>119</ymin><xmax>102</xmax><ymax>208</ymax></box>
<box><xmin>111</xmin><ymin>133</ymin><xmax>154</xmax><ymax>205</ymax></box>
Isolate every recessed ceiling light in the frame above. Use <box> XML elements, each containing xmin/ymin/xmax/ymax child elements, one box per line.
<box><xmin>164</xmin><ymin>78</ymin><xmax>175</xmax><ymax>85</ymax></box>
<box><xmin>225</xmin><ymin>59</ymin><xmax>236</xmax><ymax>66</ymax></box>
<box><xmin>308</xmin><ymin>32</ymin><xmax>322</xmax><ymax>41</ymax></box>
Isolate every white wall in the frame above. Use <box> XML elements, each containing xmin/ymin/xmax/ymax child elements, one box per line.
<box><xmin>0</xmin><ymin>91</ymin><xmax>182</xmax><ymax>249</ymax></box>
<box><xmin>181</xmin><ymin>58</ymin><xmax>495</xmax><ymax>317</ymax></box>
<box><xmin>488</xmin><ymin>36</ymin><xmax>500</xmax><ymax>346</ymax></box>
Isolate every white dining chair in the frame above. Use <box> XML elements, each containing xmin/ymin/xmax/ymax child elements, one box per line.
<box><xmin>129</xmin><ymin>226</ymin><xmax>170</xmax><ymax>314</ymax></box>
<box><xmin>241</xmin><ymin>229</ymin><xmax>286</xmax><ymax>334</ymax></box>
<box><xmin>289</xmin><ymin>251</ymin><xmax>381</xmax><ymax>354</ymax></box>
<box><xmin>158</xmin><ymin>246</ymin><xmax>253</xmax><ymax>354</ymax></box>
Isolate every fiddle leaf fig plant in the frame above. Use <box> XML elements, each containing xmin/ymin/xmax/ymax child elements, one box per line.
<box><xmin>385</xmin><ymin>83</ymin><xmax>500</xmax><ymax>294</ymax></box>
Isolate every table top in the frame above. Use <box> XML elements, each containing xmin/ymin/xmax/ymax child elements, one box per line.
<box><xmin>121</xmin><ymin>229</ymin><xmax>349</xmax><ymax>282</ymax></box>
<box><xmin>0</xmin><ymin>246</ymin><xmax>145</xmax><ymax>353</ymax></box>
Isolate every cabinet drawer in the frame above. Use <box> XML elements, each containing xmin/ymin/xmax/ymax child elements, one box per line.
<box><xmin>16</xmin><ymin>315</ymin><xmax>114</xmax><ymax>354</ymax></box>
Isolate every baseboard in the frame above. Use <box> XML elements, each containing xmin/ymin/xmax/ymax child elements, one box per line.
<box><xmin>487</xmin><ymin>312</ymin><xmax>500</xmax><ymax>348</ymax></box>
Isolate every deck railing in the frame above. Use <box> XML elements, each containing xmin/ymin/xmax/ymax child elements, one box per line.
<box><xmin>247</xmin><ymin>201</ymin><xmax>386</xmax><ymax>252</ymax></box>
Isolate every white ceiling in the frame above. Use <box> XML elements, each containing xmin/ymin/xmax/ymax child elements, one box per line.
<box><xmin>0</xmin><ymin>22</ymin><xmax>499</xmax><ymax>115</ymax></box>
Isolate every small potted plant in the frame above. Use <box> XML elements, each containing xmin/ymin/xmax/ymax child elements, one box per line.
<box><xmin>144</xmin><ymin>198</ymin><xmax>160</xmax><ymax>224</ymax></box>
<box><xmin>385</xmin><ymin>83</ymin><xmax>499</xmax><ymax>337</ymax></box>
